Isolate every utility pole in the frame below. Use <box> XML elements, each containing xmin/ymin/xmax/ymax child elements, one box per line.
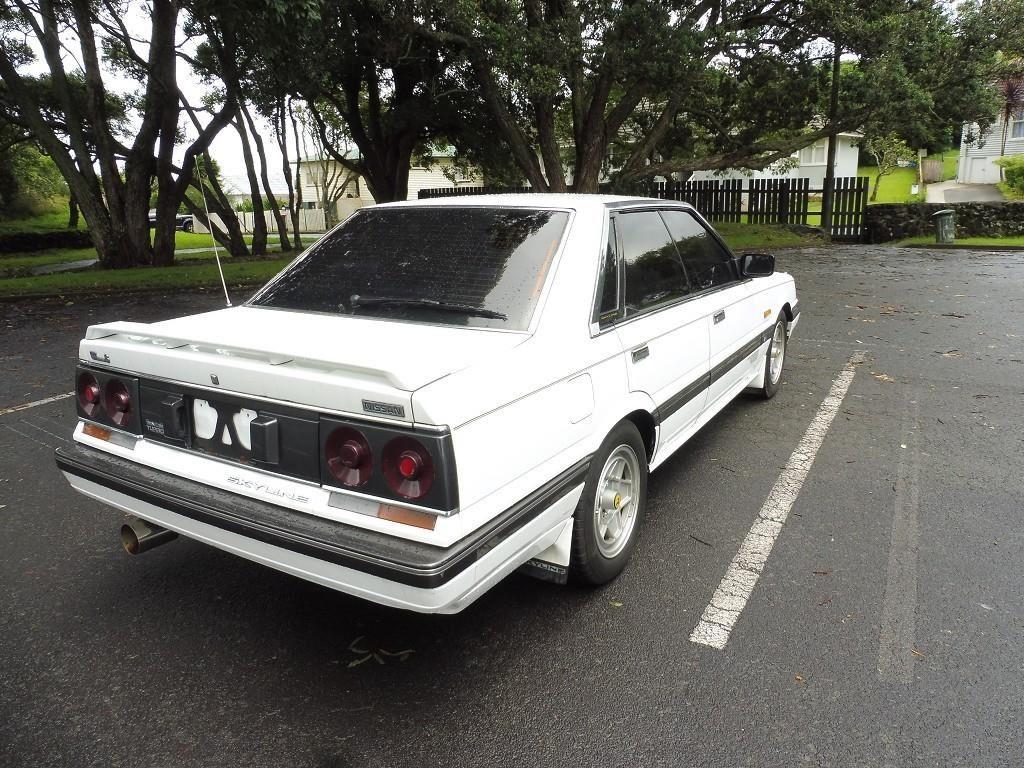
<box><xmin>820</xmin><ymin>42</ymin><xmax>842</xmax><ymax>241</ymax></box>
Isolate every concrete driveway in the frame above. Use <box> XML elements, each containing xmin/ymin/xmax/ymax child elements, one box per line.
<box><xmin>926</xmin><ymin>182</ymin><xmax>1005</xmax><ymax>203</ymax></box>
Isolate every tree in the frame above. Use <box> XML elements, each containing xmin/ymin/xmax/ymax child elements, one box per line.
<box><xmin>863</xmin><ymin>133</ymin><xmax>914</xmax><ymax>201</ymax></box>
<box><xmin>431</xmin><ymin>1</ymin><xmax>825</xmax><ymax>192</ymax></box>
<box><xmin>297</xmin><ymin>106</ymin><xmax>360</xmax><ymax>228</ymax></box>
<box><xmin>427</xmin><ymin>0</ymin><xmax>1000</xmax><ymax>196</ymax></box>
<box><xmin>295</xmin><ymin>0</ymin><xmax>455</xmax><ymax>202</ymax></box>
<box><xmin>0</xmin><ymin>0</ymin><xmax>235</xmax><ymax>267</ymax></box>
<box><xmin>995</xmin><ymin>69</ymin><xmax>1024</xmax><ymax>177</ymax></box>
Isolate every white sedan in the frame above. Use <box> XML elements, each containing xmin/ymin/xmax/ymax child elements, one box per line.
<box><xmin>56</xmin><ymin>194</ymin><xmax>799</xmax><ymax>613</ymax></box>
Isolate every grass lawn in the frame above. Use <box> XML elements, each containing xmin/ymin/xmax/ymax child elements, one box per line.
<box><xmin>0</xmin><ymin>257</ymin><xmax>294</xmax><ymax>299</ymax></box>
<box><xmin>941</xmin><ymin>153</ymin><xmax>959</xmax><ymax>181</ymax></box>
<box><xmin>161</xmin><ymin>231</ymin><xmax>293</xmax><ymax>249</ymax></box>
<box><xmin>714</xmin><ymin>222</ymin><xmax>824</xmax><ymax>250</ymax></box>
<box><xmin>859</xmin><ymin>165</ymin><xmax>922</xmax><ymax>204</ymax></box>
<box><xmin>896</xmin><ymin>234</ymin><xmax>1024</xmax><ymax>247</ymax></box>
<box><xmin>0</xmin><ymin>209</ymin><xmax>85</xmax><ymax>235</ymax></box>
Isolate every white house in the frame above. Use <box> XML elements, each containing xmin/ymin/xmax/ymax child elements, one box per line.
<box><xmin>688</xmin><ymin>131</ymin><xmax>862</xmax><ymax>185</ymax></box>
<box><xmin>957</xmin><ymin>112</ymin><xmax>1024</xmax><ymax>184</ymax></box>
<box><xmin>295</xmin><ymin>147</ymin><xmax>484</xmax><ymax>222</ymax></box>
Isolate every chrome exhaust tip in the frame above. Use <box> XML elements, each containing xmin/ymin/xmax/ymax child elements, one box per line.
<box><xmin>120</xmin><ymin>517</ymin><xmax>177</xmax><ymax>555</ymax></box>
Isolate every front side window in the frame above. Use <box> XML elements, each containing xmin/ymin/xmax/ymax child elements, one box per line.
<box><xmin>661</xmin><ymin>209</ymin><xmax>738</xmax><ymax>291</ymax></box>
<box><xmin>617</xmin><ymin>211</ymin><xmax>690</xmax><ymax>317</ymax></box>
<box><xmin>252</xmin><ymin>207</ymin><xmax>569</xmax><ymax>330</ymax></box>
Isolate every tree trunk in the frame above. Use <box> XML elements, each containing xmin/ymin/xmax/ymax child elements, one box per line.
<box><xmin>820</xmin><ymin>43</ymin><xmax>842</xmax><ymax>240</ymax></box>
<box><xmin>234</xmin><ymin>114</ymin><xmax>268</xmax><ymax>255</ymax></box>
<box><xmin>870</xmin><ymin>172</ymin><xmax>883</xmax><ymax>201</ymax></box>
<box><xmin>282</xmin><ymin>98</ymin><xmax>302</xmax><ymax>250</ymax></box>
<box><xmin>67</xmin><ymin>193</ymin><xmax>79</xmax><ymax>228</ymax></box>
<box><xmin>241</xmin><ymin>102</ymin><xmax>291</xmax><ymax>250</ymax></box>
<box><xmin>573</xmin><ymin>138</ymin><xmax>605</xmax><ymax>193</ymax></box>
<box><xmin>189</xmin><ymin>151</ymin><xmax>250</xmax><ymax>258</ymax></box>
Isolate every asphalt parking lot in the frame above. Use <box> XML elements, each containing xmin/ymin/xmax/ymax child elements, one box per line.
<box><xmin>2</xmin><ymin>245</ymin><xmax>1022</xmax><ymax>768</ymax></box>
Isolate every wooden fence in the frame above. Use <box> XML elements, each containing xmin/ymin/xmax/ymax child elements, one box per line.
<box><xmin>417</xmin><ymin>177</ymin><xmax>871</xmax><ymax>240</ymax></box>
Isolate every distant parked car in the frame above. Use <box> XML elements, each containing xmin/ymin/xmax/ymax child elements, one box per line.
<box><xmin>57</xmin><ymin>194</ymin><xmax>799</xmax><ymax>613</ymax></box>
<box><xmin>147</xmin><ymin>210</ymin><xmax>194</xmax><ymax>232</ymax></box>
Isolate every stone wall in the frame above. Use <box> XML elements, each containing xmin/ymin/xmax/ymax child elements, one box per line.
<box><xmin>863</xmin><ymin>202</ymin><xmax>1024</xmax><ymax>243</ymax></box>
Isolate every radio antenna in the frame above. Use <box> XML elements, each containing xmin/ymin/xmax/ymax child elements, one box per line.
<box><xmin>194</xmin><ymin>155</ymin><xmax>231</xmax><ymax>307</ymax></box>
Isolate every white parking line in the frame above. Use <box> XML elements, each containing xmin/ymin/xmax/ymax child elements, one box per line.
<box><xmin>0</xmin><ymin>392</ymin><xmax>74</xmax><ymax>417</ymax></box>
<box><xmin>690</xmin><ymin>351</ymin><xmax>865</xmax><ymax>650</ymax></box>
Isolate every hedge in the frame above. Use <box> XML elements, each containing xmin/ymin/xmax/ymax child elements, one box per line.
<box><xmin>0</xmin><ymin>229</ymin><xmax>93</xmax><ymax>254</ymax></box>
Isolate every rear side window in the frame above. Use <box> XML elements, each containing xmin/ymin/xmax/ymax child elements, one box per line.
<box><xmin>595</xmin><ymin>218</ymin><xmax>620</xmax><ymax>325</ymax></box>
<box><xmin>251</xmin><ymin>207</ymin><xmax>569</xmax><ymax>330</ymax></box>
<box><xmin>617</xmin><ymin>211</ymin><xmax>690</xmax><ymax>317</ymax></box>
<box><xmin>660</xmin><ymin>209</ymin><xmax>738</xmax><ymax>291</ymax></box>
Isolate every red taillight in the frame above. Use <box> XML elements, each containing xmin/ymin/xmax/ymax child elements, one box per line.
<box><xmin>398</xmin><ymin>451</ymin><xmax>422</xmax><ymax>480</ymax></box>
<box><xmin>325</xmin><ymin>427</ymin><xmax>372</xmax><ymax>486</ymax></box>
<box><xmin>382</xmin><ymin>437</ymin><xmax>434</xmax><ymax>500</ymax></box>
<box><xmin>77</xmin><ymin>371</ymin><xmax>101</xmax><ymax>417</ymax></box>
<box><xmin>103</xmin><ymin>379</ymin><xmax>132</xmax><ymax>428</ymax></box>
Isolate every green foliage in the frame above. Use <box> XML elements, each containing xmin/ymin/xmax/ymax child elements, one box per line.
<box><xmin>863</xmin><ymin>134</ymin><xmax>915</xmax><ymax>201</ymax></box>
<box><xmin>234</xmin><ymin>196</ymin><xmax>276</xmax><ymax>212</ymax></box>
<box><xmin>0</xmin><ymin>143</ymin><xmax>66</xmax><ymax>216</ymax></box>
<box><xmin>995</xmin><ymin>156</ymin><xmax>1024</xmax><ymax>194</ymax></box>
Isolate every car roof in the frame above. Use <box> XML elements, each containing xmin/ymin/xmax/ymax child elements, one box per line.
<box><xmin>376</xmin><ymin>193</ymin><xmax>696</xmax><ymax>213</ymax></box>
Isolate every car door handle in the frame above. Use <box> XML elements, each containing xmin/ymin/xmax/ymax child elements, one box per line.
<box><xmin>713</xmin><ymin>310</ymin><xmax>726</xmax><ymax>324</ymax></box>
<box><xmin>631</xmin><ymin>345</ymin><xmax>650</xmax><ymax>363</ymax></box>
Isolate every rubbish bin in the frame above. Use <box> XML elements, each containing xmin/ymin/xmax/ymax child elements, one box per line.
<box><xmin>932</xmin><ymin>209</ymin><xmax>955</xmax><ymax>244</ymax></box>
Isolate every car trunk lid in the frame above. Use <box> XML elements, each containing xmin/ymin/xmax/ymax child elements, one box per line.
<box><xmin>81</xmin><ymin>306</ymin><xmax>528</xmax><ymax>423</ymax></box>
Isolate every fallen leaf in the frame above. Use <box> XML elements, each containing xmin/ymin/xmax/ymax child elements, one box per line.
<box><xmin>872</xmin><ymin>372</ymin><xmax>896</xmax><ymax>383</ymax></box>
<box><xmin>910</xmin><ymin>648</ymin><xmax>925</xmax><ymax>659</ymax></box>
<box><xmin>818</xmin><ymin>596</ymin><xmax>832</xmax><ymax>606</ymax></box>
<box><xmin>812</xmin><ymin>569</ymin><xmax>831</xmax><ymax>576</ymax></box>
<box><xmin>610</xmin><ymin>600</ymin><xmax>623</xmax><ymax>608</ymax></box>
<box><xmin>937</xmin><ymin>349</ymin><xmax>964</xmax><ymax>358</ymax></box>
<box><xmin>794</xmin><ymin>674</ymin><xmax>805</xmax><ymax>684</ymax></box>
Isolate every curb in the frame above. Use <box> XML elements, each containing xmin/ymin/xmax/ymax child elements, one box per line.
<box><xmin>900</xmin><ymin>243</ymin><xmax>1024</xmax><ymax>251</ymax></box>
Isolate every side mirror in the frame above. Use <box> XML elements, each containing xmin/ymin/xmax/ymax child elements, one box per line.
<box><xmin>740</xmin><ymin>252</ymin><xmax>775</xmax><ymax>278</ymax></box>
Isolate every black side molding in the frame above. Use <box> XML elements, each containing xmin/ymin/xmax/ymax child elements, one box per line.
<box><xmin>654</xmin><ymin>326</ymin><xmax>774</xmax><ymax>425</ymax></box>
<box><xmin>55</xmin><ymin>443</ymin><xmax>590</xmax><ymax>589</ymax></box>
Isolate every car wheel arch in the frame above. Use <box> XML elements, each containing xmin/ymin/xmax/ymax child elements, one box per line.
<box><xmin>622</xmin><ymin>409</ymin><xmax>656</xmax><ymax>463</ymax></box>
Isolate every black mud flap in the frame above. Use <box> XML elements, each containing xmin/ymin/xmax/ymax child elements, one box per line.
<box><xmin>518</xmin><ymin>558</ymin><xmax>568</xmax><ymax>585</ymax></box>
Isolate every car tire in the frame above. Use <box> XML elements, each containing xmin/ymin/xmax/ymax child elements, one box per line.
<box><xmin>757</xmin><ymin>316</ymin><xmax>787</xmax><ymax>399</ymax></box>
<box><xmin>182</xmin><ymin>219</ymin><xmax>194</xmax><ymax>232</ymax></box>
<box><xmin>569</xmin><ymin>420</ymin><xmax>648</xmax><ymax>586</ymax></box>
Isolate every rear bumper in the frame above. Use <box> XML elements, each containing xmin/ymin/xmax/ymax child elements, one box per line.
<box><xmin>56</xmin><ymin>443</ymin><xmax>587</xmax><ymax>613</ymax></box>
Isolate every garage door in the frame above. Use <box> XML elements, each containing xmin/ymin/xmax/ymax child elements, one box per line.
<box><xmin>968</xmin><ymin>157</ymin><xmax>1001</xmax><ymax>184</ymax></box>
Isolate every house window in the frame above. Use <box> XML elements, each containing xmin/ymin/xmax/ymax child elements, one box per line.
<box><xmin>799</xmin><ymin>142</ymin><xmax>827</xmax><ymax>165</ymax></box>
<box><xmin>1012</xmin><ymin>114</ymin><xmax>1024</xmax><ymax>139</ymax></box>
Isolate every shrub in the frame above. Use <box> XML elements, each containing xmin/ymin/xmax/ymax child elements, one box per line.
<box><xmin>995</xmin><ymin>156</ymin><xmax>1024</xmax><ymax>194</ymax></box>
<box><xmin>0</xmin><ymin>229</ymin><xmax>93</xmax><ymax>254</ymax></box>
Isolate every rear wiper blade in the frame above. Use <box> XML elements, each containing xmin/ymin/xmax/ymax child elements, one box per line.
<box><xmin>349</xmin><ymin>295</ymin><xmax>507</xmax><ymax>320</ymax></box>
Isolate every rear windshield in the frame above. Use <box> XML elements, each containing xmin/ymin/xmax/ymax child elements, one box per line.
<box><xmin>251</xmin><ymin>206</ymin><xmax>570</xmax><ymax>330</ymax></box>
